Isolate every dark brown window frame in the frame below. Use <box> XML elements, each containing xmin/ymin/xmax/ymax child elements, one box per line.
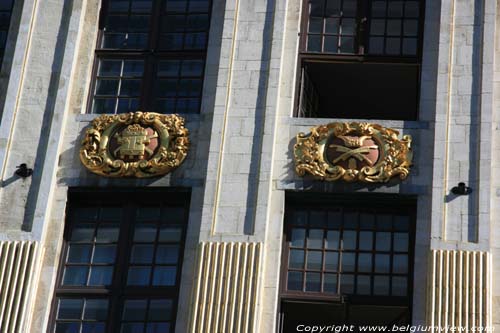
<box><xmin>48</xmin><ymin>188</ymin><xmax>191</xmax><ymax>333</ymax></box>
<box><xmin>86</xmin><ymin>0</ymin><xmax>213</xmax><ymax>115</ymax></box>
<box><xmin>0</xmin><ymin>0</ymin><xmax>15</xmax><ymax>68</ymax></box>
<box><xmin>279</xmin><ymin>193</ymin><xmax>416</xmax><ymax>314</ymax></box>
<box><xmin>294</xmin><ymin>0</ymin><xmax>426</xmax><ymax>119</ymax></box>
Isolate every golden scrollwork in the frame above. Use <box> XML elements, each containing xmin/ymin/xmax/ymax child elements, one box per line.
<box><xmin>80</xmin><ymin>112</ymin><xmax>189</xmax><ymax>178</ymax></box>
<box><xmin>294</xmin><ymin>122</ymin><xmax>413</xmax><ymax>183</ymax></box>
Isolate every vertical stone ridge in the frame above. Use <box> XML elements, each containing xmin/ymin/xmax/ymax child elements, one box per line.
<box><xmin>190</xmin><ymin>242</ymin><xmax>262</xmax><ymax>333</ymax></box>
<box><xmin>429</xmin><ymin>250</ymin><xmax>491</xmax><ymax>330</ymax></box>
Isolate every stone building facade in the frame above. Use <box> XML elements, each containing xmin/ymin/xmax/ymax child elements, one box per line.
<box><xmin>0</xmin><ymin>0</ymin><xmax>498</xmax><ymax>332</ymax></box>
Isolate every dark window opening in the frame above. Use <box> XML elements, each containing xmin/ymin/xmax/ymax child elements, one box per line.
<box><xmin>0</xmin><ymin>0</ymin><xmax>14</xmax><ymax>68</ymax></box>
<box><xmin>297</xmin><ymin>0</ymin><xmax>424</xmax><ymax>120</ymax></box>
<box><xmin>280</xmin><ymin>301</ymin><xmax>410</xmax><ymax>332</ymax></box>
<box><xmin>49</xmin><ymin>189</ymin><xmax>190</xmax><ymax>333</ymax></box>
<box><xmin>89</xmin><ymin>0</ymin><xmax>212</xmax><ymax>114</ymax></box>
<box><xmin>279</xmin><ymin>193</ymin><xmax>415</xmax><ymax>331</ymax></box>
<box><xmin>298</xmin><ymin>61</ymin><xmax>419</xmax><ymax>120</ymax></box>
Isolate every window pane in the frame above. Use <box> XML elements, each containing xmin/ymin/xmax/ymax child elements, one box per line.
<box><xmin>290</xmin><ymin>228</ymin><xmax>306</xmax><ymax>247</ymax></box>
<box><xmin>405</xmin><ymin>1</ymin><xmax>420</xmax><ymax>18</ymax></box>
<box><xmin>370</xmin><ymin>19</ymin><xmax>385</xmax><ymax>35</ymax></box>
<box><xmin>310</xmin><ymin>0</ymin><xmax>324</xmax><ymax>16</ymax></box>
<box><xmin>324</xmin><ymin>273</ymin><xmax>337</xmax><ymax>293</ymax></box>
<box><xmin>325</xmin><ymin>0</ymin><xmax>341</xmax><ymax>16</ymax></box>
<box><xmin>127</xmin><ymin>266</ymin><xmax>151</xmax><ymax>285</ymax></box>
<box><xmin>326</xmin><ymin>230</ymin><xmax>339</xmax><ymax>249</ymax></box>
<box><xmin>325</xmin><ymin>17</ymin><xmax>339</xmax><ymax>34</ymax></box>
<box><xmin>67</xmin><ymin>245</ymin><xmax>92</xmax><ymax>263</ymax></box>
<box><xmin>98</xmin><ymin>60</ymin><xmax>121</xmax><ymax>76</ymax></box>
<box><xmin>287</xmin><ymin>271</ymin><xmax>303</xmax><ymax>290</ymax></box>
<box><xmin>372</xmin><ymin>1</ymin><xmax>387</xmax><ymax>18</ymax></box>
<box><xmin>359</xmin><ymin>214</ymin><xmax>375</xmax><ymax>229</ymax></box>
<box><xmin>84</xmin><ymin>299</ymin><xmax>109</xmax><ymax>320</ymax></box>
<box><xmin>387</xmin><ymin>19</ymin><xmax>401</xmax><ymax>36</ymax></box>
<box><xmin>324</xmin><ymin>252</ymin><xmax>338</xmax><ymax>271</ymax></box>
<box><xmin>96</xmin><ymin>224</ymin><xmax>120</xmax><ymax>243</ymax></box>
<box><xmin>71</xmin><ymin>224</ymin><xmax>95</xmax><ymax>242</ymax></box>
<box><xmin>402</xmin><ymin>38</ymin><xmax>417</xmax><ymax>55</ymax></box>
<box><xmin>307</xmin><ymin>229</ymin><xmax>323</xmax><ymax>248</ymax></box>
<box><xmin>340</xmin><ymin>18</ymin><xmax>356</xmax><ymax>35</ymax></box>
<box><xmin>340</xmin><ymin>274</ymin><xmax>354</xmax><ymax>294</ymax></box>
<box><xmin>388</xmin><ymin>1</ymin><xmax>404</xmax><ymax>17</ymax></box>
<box><xmin>392</xmin><ymin>277</ymin><xmax>407</xmax><ymax>296</ymax></box>
<box><xmin>359</xmin><ymin>231</ymin><xmax>373</xmax><ymax>251</ymax></box>
<box><xmin>63</xmin><ymin>266</ymin><xmax>88</xmax><ymax>286</ymax></box>
<box><xmin>92</xmin><ymin>59</ymin><xmax>143</xmax><ymax>114</ymax></box>
<box><xmin>357</xmin><ymin>275</ymin><xmax>371</xmax><ymax>295</ymax></box>
<box><xmin>93</xmin><ymin>245</ymin><xmax>117</xmax><ymax>264</ymax></box>
<box><xmin>82</xmin><ymin>323</ymin><xmax>106</xmax><ymax>333</ymax></box>
<box><xmin>93</xmin><ymin>98</ymin><xmax>116</xmax><ymax>114</ymax></box>
<box><xmin>134</xmin><ymin>224</ymin><xmax>157</xmax><ymax>242</ymax></box>
<box><xmin>394</xmin><ymin>233</ymin><xmax>408</xmax><ymax>252</ymax></box>
<box><xmin>166</xmin><ymin>0</ymin><xmax>188</xmax><ymax>12</ymax></box>
<box><xmin>307</xmin><ymin>35</ymin><xmax>321</xmax><ymax>52</ymax></box>
<box><xmin>305</xmin><ymin>272</ymin><xmax>321</xmax><ymax>292</ymax></box>
<box><xmin>156</xmin><ymin>245</ymin><xmax>179</xmax><ymax>264</ymax></box>
<box><xmin>323</xmin><ymin>36</ymin><xmax>338</xmax><ymax>53</ymax></box>
<box><xmin>358</xmin><ymin>253</ymin><xmax>372</xmax><ymax>273</ymax></box>
<box><xmin>341</xmin><ymin>253</ymin><xmax>355</xmax><ymax>272</ymax></box>
<box><xmin>131</xmin><ymin>245</ymin><xmax>154</xmax><ymax>264</ymax></box>
<box><xmin>55</xmin><ymin>323</ymin><xmax>80</xmax><ymax>333</ymax></box>
<box><xmin>159</xmin><ymin>226</ymin><xmax>183</xmax><ymax>242</ymax></box>
<box><xmin>89</xmin><ymin>267</ymin><xmax>113</xmax><ymax>285</ymax></box>
<box><xmin>342</xmin><ymin>230</ymin><xmax>356</xmax><ymax>250</ymax></box>
<box><xmin>307</xmin><ymin>251</ymin><xmax>322</xmax><ymax>270</ymax></box>
<box><xmin>122</xmin><ymin>300</ymin><xmax>148</xmax><ymax>321</ymax></box>
<box><xmin>376</xmin><ymin>232</ymin><xmax>391</xmax><ymax>251</ymax></box>
<box><xmin>309</xmin><ymin>17</ymin><xmax>323</xmax><ymax>33</ymax></box>
<box><xmin>58</xmin><ymin>299</ymin><xmax>84</xmax><ymax>319</ymax></box>
<box><xmin>374</xmin><ymin>276</ymin><xmax>390</xmax><ymax>295</ymax></box>
<box><xmin>289</xmin><ymin>249</ymin><xmax>305</xmax><ymax>269</ymax></box>
<box><xmin>153</xmin><ymin>266</ymin><xmax>177</xmax><ymax>286</ymax></box>
<box><xmin>375</xmin><ymin>254</ymin><xmax>390</xmax><ymax>273</ymax></box>
<box><xmin>342</xmin><ymin>0</ymin><xmax>357</xmax><ymax>16</ymax></box>
<box><xmin>121</xmin><ymin>323</ymin><xmax>144</xmax><ymax>333</ymax></box>
<box><xmin>146</xmin><ymin>323</ymin><xmax>170</xmax><ymax>333</ymax></box>
<box><xmin>393</xmin><ymin>254</ymin><xmax>408</xmax><ymax>274</ymax></box>
<box><xmin>369</xmin><ymin>37</ymin><xmax>384</xmax><ymax>54</ymax></box>
<box><xmin>181</xmin><ymin>59</ymin><xmax>204</xmax><ymax>76</ymax></box>
<box><xmin>386</xmin><ymin>37</ymin><xmax>401</xmax><ymax>54</ymax></box>
<box><xmin>339</xmin><ymin>36</ymin><xmax>354</xmax><ymax>53</ymax></box>
<box><xmin>149</xmin><ymin>299</ymin><xmax>173</xmax><ymax>320</ymax></box>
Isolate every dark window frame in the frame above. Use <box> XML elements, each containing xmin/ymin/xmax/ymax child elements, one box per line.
<box><xmin>48</xmin><ymin>188</ymin><xmax>191</xmax><ymax>333</ymax></box>
<box><xmin>294</xmin><ymin>0</ymin><xmax>426</xmax><ymax>119</ymax></box>
<box><xmin>86</xmin><ymin>0</ymin><xmax>213</xmax><ymax>115</ymax></box>
<box><xmin>279</xmin><ymin>193</ymin><xmax>416</xmax><ymax>310</ymax></box>
<box><xmin>0</xmin><ymin>0</ymin><xmax>15</xmax><ymax>68</ymax></box>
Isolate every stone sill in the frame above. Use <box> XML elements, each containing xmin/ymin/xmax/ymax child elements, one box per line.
<box><xmin>287</xmin><ymin>117</ymin><xmax>430</xmax><ymax>130</ymax></box>
<box><xmin>76</xmin><ymin>113</ymin><xmax>202</xmax><ymax>123</ymax></box>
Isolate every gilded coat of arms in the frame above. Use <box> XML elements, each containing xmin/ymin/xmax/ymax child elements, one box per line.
<box><xmin>294</xmin><ymin>122</ymin><xmax>412</xmax><ymax>183</ymax></box>
<box><xmin>80</xmin><ymin>112</ymin><xmax>189</xmax><ymax>178</ymax></box>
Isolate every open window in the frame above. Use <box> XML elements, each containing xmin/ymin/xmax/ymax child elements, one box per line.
<box><xmin>296</xmin><ymin>0</ymin><xmax>424</xmax><ymax>120</ymax></box>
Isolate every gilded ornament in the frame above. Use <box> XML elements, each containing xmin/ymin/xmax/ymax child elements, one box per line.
<box><xmin>80</xmin><ymin>112</ymin><xmax>189</xmax><ymax>178</ymax></box>
<box><xmin>294</xmin><ymin>122</ymin><xmax>412</xmax><ymax>183</ymax></box>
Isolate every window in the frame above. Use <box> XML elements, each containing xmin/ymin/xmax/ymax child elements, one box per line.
<box><xmin>0</xmin><ymin>0</ymin><xmax>14</xmax><ymax>67</ymax></box>
<box><xmin>49</xmin><ymin>190</ymin><xmax>190</xmax><ymax>333</ymax></box>
<box><xmin>89</xmin><ymin>0</ymin><xmax>212</xmax><ymax>114</ymax></box>
<box><xmin>297</xmin><ymin>0</ymin><xmax>424</xmax><ymax>120</ymax></box>
<box><xmin>279</xmin><ymin>194</ymin><xmax>415</xmax><ymax>331</ymax></box>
